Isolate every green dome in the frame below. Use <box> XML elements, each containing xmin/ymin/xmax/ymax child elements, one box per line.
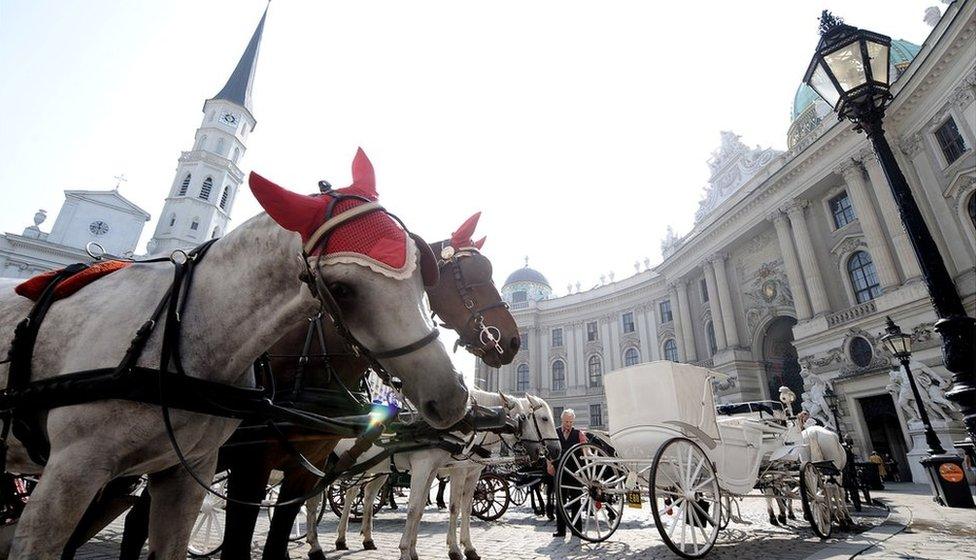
<box><xmin>789</xmin><ymin>38</ymin><xmax>921</xmax><ymax>121</ymax></box>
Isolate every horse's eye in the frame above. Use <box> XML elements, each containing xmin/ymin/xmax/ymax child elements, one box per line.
<box><xmin>329</xmin><ymin>282</ymin><xmax>355</xmax><ymax>301</ymax></box>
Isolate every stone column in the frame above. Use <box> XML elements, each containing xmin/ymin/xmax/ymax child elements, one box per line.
<box><xmin>566</xmin><ymin>323</ymin><xmax>578</xmax><ymax>388</ymax></box>
<box><xmin>668</xmin><ymin>284</ymin><xmax>688</xmax><ymax>362</ymax></box>
<box><xmin>837</xmin><ymin>159</ymin><xmax>901</xmax><ymax>290</ymax></box>
<box><xmin>702</xmin><ymin>263</ymin><xmax>728</xmax><ymax>351</ymax></box>
<box><xmin>635</xmin><ymin>305</ymin><xmax>651</xmax><ymax>360</ymax></box>
<box><xmin>711</xmin><ymin>254</ymin><xmax>740</xmax><ymax>347</ymax></box>
<box><xmin>600</xmin><ymin>318</ymin><xmax>614</xmax><ymax>370</ymax></box>
<box><xmin>770</xmin><ymin>211</ymin><xmax>812</xmax><ymax>320</ymax></box>
<box><xmin>861</xmin><ymin>148</ymin><xmax>923</xmax><ymax>280</ymax></box>
<box><xmin>785</xmin><ymin>201</ymin><xmax>830</xmax><ymax>315</ymax></box>
<box><xmin>675</xmin><ymin>280</ymin><xmax>697</xmax><ymax>362</ymax></box>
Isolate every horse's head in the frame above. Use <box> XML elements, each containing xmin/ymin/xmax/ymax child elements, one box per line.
<box><xmin>502</xmin><ymin>392</ymin><xmax>560</xmax><ymax>462</ymax></box>
<box><xmin>249</xmin><ymin>149</ymin><xmax>469</xmax><ymax>428</ymax></box>
<box><xmin>426</xmin><ymin>214</ymin><xmax>519</xmax><ymax>367</ymax></box>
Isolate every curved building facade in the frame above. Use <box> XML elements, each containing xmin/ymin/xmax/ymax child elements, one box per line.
<box><xmin>477</xmin><ymin>6</ymin><xmax>976</xmax><ymax>483</ymax></box>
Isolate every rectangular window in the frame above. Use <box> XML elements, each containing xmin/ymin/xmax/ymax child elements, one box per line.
<box><xmin>621</xmin><ymin>312</ymin><xmax>635</xmax><ymax>333</ymax></box>
<box><xmin>829</xmin><ymin>192</ymin><xmax>856</xmax><ymax>229</ymax></box>
<box><xmin>586</xmin><ymin>321</ymin><xmax>598</xmax><ymax>342</ymax></box>
<box><xmin>589</xmin><ymin>404</ymin><xmax>603</xmax><ymax>428</ymax></box>
<box><xmin>700</xmin><ymin>278</ymin><xmax>709</xmax><ymax>303</ymax></box>
<box><xmin>659</xmin><ymin>300</ymin><xmax>673</xmax><ymax>323</ymax></box>
<box><xmin>552</xmin><ymin>406</ymin><xmax>564</xmax><ymax>420</ymax></box>
<box><xmin>935</xmin><ymin>117</ymin><xmax>967</xmax><ymax>165</ymax></box>
<box><xmin>551</xmin><ymin>327</ymin><xmax>563</xmax><ymax>347</ymax></box>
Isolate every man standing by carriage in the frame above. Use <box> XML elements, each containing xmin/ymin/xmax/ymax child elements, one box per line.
<box><xmin>547</xmin><ymin>408</ymin><xmax>587</xmax><ymax>538</ymax></box>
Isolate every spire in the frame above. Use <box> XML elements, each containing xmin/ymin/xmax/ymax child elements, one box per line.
<box><xmin>211</xmin><ymin>3</ymin><xmax>268</xmax><ymax>113</ymax></box>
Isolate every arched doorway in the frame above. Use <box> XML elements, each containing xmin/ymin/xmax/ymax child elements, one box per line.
<box><xmin>761</xmin><ymin>316</ymin><xmax>803</xmax><ymax>412</ymax></box>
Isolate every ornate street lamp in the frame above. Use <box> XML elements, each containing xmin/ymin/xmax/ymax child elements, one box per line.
<box><xmin>881</xmin><ymin>317</ymin><xmax>973</xmax><ymax>508</ymax></box>
<box><xmin>804</xmin><ymin>10</ymin><xmax>976</xmax><ymax>464</ymax></box>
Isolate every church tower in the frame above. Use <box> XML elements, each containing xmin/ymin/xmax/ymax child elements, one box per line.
<box><xmin>147</xmin><ymin>6</ymin><xmax>267</xmax><ymax>254</ymax></box>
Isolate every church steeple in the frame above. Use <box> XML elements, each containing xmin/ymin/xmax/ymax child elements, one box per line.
<box><xmin>146</xmin><ymin>5</ymin><xmax>269</xmax><ymax>255</ymax></box>
<box><xmin>210</xmin><ymin>3</ymin><xmax>268</xmax><ymax>114</ymax></box>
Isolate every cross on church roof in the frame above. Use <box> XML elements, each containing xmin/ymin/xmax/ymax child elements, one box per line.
<box><xmin>113</xmin><ymin>174</ymin><xmax>127</xmax><ymax>190</ymax></box>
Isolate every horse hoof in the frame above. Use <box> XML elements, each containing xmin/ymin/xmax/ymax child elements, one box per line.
<box><xmin>335</xmin><ymin>540</ymin><xmax>348</xmax><ymax>551</ymax></box>
<box><xmin>769</xmin><ymin>516</ymin><xmax>779</xmax><ymax>526</ymax></box>
<box><xmin>464</xmin><ymin>551</ymin><xmax>481</xmax><ymax>560</ymax></box>
<box><xmin>309</xmin><ymin>551</ymin><xmax>328</xmax><ymax>560</ymax></box>
<box><xmin>788</xmin><ymin>512</ymin><xmax>797</xmax><ymax>520</ymax></box>
<box><xmin>449</xmin><ymin>551</ymin><xmax>464</xmax><ymax>560</ymax></box>
<box><xmin>778</xmin><ymin>514</ymin><xmax>787</xmax><ymax>525</ymax></box>
<box><xmin>363</xmin><ymin>540</ymin><xmax>377</xmax><ymax>550</ymax></box>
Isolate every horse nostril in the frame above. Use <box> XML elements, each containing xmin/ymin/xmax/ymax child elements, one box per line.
<box><xmin>510</xmin><ymin>336</ymin><xmax>520</xmax><ymax>352</ymax></box>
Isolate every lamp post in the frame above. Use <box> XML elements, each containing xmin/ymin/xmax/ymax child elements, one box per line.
<box><xmin>881</xmin><ymin>317</ymin><xmax>973</xmax><ymax>508</ymax></box>
<box><xmin>803</xmin><ymin>10</ymin><xmax>976</xmax><ymax>457</ymax></box>
<box><xmin>823</xmin><ymin>386</ymin><xmax>842</xmax><ymax>438</ymax></box>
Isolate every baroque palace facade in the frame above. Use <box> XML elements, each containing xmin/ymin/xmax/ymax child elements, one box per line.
<box><xmin>476</xmin><ymin>1</ymin><xmax>976</xmax><ymax>482</ymax></box>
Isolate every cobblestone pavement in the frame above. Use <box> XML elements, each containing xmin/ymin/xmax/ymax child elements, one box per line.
<box><xmin>73</xmin><ymin>488</ymin><xmax>890</xmax><ymax>560</ymax></box>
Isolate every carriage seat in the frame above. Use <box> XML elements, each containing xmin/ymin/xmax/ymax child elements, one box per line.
<box><xmin>15</xmin><ymin>261</ymin><xmax>131</xmax><ymax>302</ymax></box>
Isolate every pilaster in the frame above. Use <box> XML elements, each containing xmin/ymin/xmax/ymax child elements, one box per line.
<box><xmin>702</xmin><ymin>262</ymin><xmax>728</xmax><ymax>351</ymax></box>
<box><xmin>675</xmin><ymin>280</ymin><xmax>697</xmax><ymax>362</ymax></box>
<box><xmin>710</xmin><ymin>254</ymin><xmax>740</xmax><ymax>347</ymax></box>
<box><xmin>836</xmin><ymin>158</ymin><xmax>901</xmax><ymax>290</ymax></box>
<box><xmin>784</xmin><ymin>201</ymin><xmax>830</xmax><ymax>316</ymax></box>
<box><xmin>769</xmin><ymin>210</ymin><xmax>812</xmax><ymax>320</ymax></box>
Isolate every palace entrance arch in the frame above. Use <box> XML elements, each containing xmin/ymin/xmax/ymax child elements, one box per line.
<box><xmin>760</xmin><ymin>316</ymin><xmax>803</xmax><ymax>412</ymax></box>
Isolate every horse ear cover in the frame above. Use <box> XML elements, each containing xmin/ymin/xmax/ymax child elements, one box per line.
<box><xmin>473</xmin><ymin>236</ymin><xmax>486</xmax><ymax>250</ymax></box>
<box><xmin>450</xmin><ymin>212</ymin><xmax>481</xmax><ymax>249</ymax></box>
<box><xmin>249</xmin><ymin>172</ymin><xmax>327</xmax><ymax>241</ymax></box>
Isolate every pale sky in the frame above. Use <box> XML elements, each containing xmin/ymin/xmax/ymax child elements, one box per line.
<box><xmin>0</xmin><ymin>1</ymin><xmax>935</xmax><ymax>379</ymax></box>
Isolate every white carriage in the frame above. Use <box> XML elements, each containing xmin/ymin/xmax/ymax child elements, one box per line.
<box><xmin>554</xmin><ymin>361</ymin><xmax>841</xmax><ymax>558</ymax></box>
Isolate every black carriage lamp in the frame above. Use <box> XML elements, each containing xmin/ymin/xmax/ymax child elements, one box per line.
<box><xmin>881</xmin><ymin>317</ymin><xmax>974</xmax><ymax>508</ymax></box>
<box><xmin>805</xmin><ymin>10</ymin><xmax>976</xmax><ymax>471</ymax></box>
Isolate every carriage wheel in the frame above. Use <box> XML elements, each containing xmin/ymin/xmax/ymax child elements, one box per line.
<box><xmin>510</xmin><ymin>483</ymin><xmax>528</xmax><ymax>506</ymax></box>
<box><xmin>471</xmin><ymin>473</ymin><xmax>510</xmax><ymax>521</ymax></box>
<box><xmin>326</xmin><ymin>480</ymin><xmax>386</xmax><ymax>523</ymax></box>
<box><xmin>718</xmin><ymin>494</ymin><xmax>732</xmax><ymax>530</ymax></box>
<box><xmin>555</xmin><ymin>442</ymin><xmax>626</xmax><ymax>543</ymax></box>
<box><xmin>799</xmin><ymin>463</ymin><xmax>832</xmax><ymax>539</ymax></box>
<box><xmin>649</xmin><ymin>437</ymin><xmax>721</xmax><ymax>559</ymax></box>
<box><xmin>187</xmin><ymin>473</ymin><xmax>229</xmax><ymax>558</ymax></box>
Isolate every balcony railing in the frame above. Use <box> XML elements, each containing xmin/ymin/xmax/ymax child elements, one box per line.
<box><xmin>826</xmin><ymin>300</ymin><xmax>877</xmax><ymax>327</ymax></box>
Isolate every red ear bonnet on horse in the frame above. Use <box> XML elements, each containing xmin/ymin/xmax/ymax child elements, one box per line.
<box><xmin>449</xmin><ymin>212</ymin><xmax>481</xmax><ymax>250</ymax></box>
<box><xmin>473</xmin><ymin>236</ymin><xmax>486</xmax><ymax>250</ymax></box>
<box><xmin>249</xmin><ymin>148</ymin><xmax>430</xmax><ymax>282</ymax></box>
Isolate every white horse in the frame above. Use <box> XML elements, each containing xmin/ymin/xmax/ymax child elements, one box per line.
<box><xmin>305</xmin><ymin>391</ymin><xmax>559</xmax><ymax>560</ymax></box>
<box><xmin>0</xmin><ymin>150</ymin><xmax>469</xmax><ymax>559</ymax></box>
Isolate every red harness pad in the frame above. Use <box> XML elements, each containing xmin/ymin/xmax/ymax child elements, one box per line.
<box><xmin>15</xmin><ymin>261</ymin><xmax>132</xmax><ymax>302</ymax></box>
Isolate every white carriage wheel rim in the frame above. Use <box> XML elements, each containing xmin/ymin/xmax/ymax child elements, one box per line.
<box><xmin>652</xmin><ymin>438</ymin><xmax>721</xmax><ymax>558</ymax></box>
<box><xmin>187</xmin><ymin>480</ymin><xmax>227</xmax><ymax>554</ymax></box>
<box><xmin>804</xmin><ymin>465</ymin><xmax>831</xmax><ymax>534</ymax></box>
<box><xmin>560</xmin><ymin>443</ymin><xmax>625</xmax><ymax>541</ymax></box>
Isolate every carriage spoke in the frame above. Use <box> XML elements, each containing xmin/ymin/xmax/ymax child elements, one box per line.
<box><xmin>666</xmin><ymin>499</ymin><xmax>685</xmax><ymax>538</ymax></box>
<box><xmin>690</xmin><ymin>474</ymin><xmax>717</xmax><ymax>493</ymax></box>
<box><xmin>691</xmin><ymin>500</ymin><xmax>717</xmax><ymax>527</ymax></box>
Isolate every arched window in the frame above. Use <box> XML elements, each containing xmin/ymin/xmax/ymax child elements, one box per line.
<box><xmin>167</xmin><ymin>213</ymin><xmax>176</xmax><ymax>228</ymax></box>
<box><xmin>587</xmin><ymin>355</ymin><xmax>602</xmax><ymax>388</ymax></box>
<box><xmin>178</xmin><ymin>174</ymin><xmax>191</xmax><ymax>196</ymax></box>
<box><xmin>516</xmin><ymin>364</ymin><xmax>530</xmax><ymax>392</ymax></box>
<box><xmin>199</xmin><ymin>177</ymin><xmax>213</xmax><ymax>201</ymax></box>
<box><xmin>848</xmin><ymin>251</ymin><xmax>881</xmax><ymax>303</ymax></box>
<box><xmin>968</xmin><ymin>193</ymin><xmax>976</xmax><ymax>231</ymax></box>
<box><xmin>623</xmin><ymin>347</ymin><xmax>640</xmax><ymax>367</ymax></box>
<box><xmin>232</xmin><ymin>147</ymin><xmax>241</xmax><ymax>163</ymax></box>
<box><xmin>197</xmin><ymin>135</ymin><xmax>207</xmax><ymax>150</ymax></box>
<box><xmin>663</xmin><ymin>339</ymin><xmax>678</xmax><ymax>362</ymax></box>
<box><xmin>190</xmin><ymin>217</ymin><xmax>200</xmax><ymax>231</ymax></box>
<box><xmin>220</xmin><ymin>186</ymin><xmax>231</xmax><ymax>210</ymax></box>
<box><xmin>706</xmin><ymin>322</ymin><xmax>718</xmax><ymax>356</ymax></box>
<box><xmin>551</xmin><ymin>360</ymin><xmax>566</xmax><ymax>391</ymax></box>
<box><xmin>216</xmin><ymin>137</ymin><xmax>225</xmax><ymax>155</ymax></box>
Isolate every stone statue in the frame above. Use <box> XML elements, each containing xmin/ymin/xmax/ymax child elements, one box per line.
<box><xmin>799</xmin><ymin>369</ymin><xmax>833</xmax><ymax>428</ymax></box>
<box><xmin>886</xmin><ymin>368</ymin><xmax>918</xmax><ymax>423</ymax></box>
<box><xmin>911</xmin><ymin>361</ymin><xmax>956</xmax><ymax>422</ymax></box>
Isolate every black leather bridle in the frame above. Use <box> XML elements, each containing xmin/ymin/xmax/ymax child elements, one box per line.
<box><xmin>435</xmin><ymin>245</ymin><xmax>508</xmax><ymax>359</ymax></box>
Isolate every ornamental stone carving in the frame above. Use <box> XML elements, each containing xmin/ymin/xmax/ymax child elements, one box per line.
<box><xmin>899</xmin><ymin>133</ymin><xmax>924</xmax><ymax>157</ymax></box>
<box><xmin>799</xmin><ymin>368</ymin><xmax>834</xmax><ymax>428</ymax></box>
<box><xmin>743</xmin><ymin>260</ymin><xmax>794</xmax><ymax>339</ymax></box>
<box><xmin>661</xmin><ymin>226</ymin><xmax>682</xmax><ymax>259</ymax></box>
<box><xmin>886</xmin><ymin>362</ymin><xmax>958</xmax><ymax>423</ymax></box>
<box><xmin>695</xmin><ymin>131</ymin><xmax>781</xmax><ymax>224</ymax></box>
